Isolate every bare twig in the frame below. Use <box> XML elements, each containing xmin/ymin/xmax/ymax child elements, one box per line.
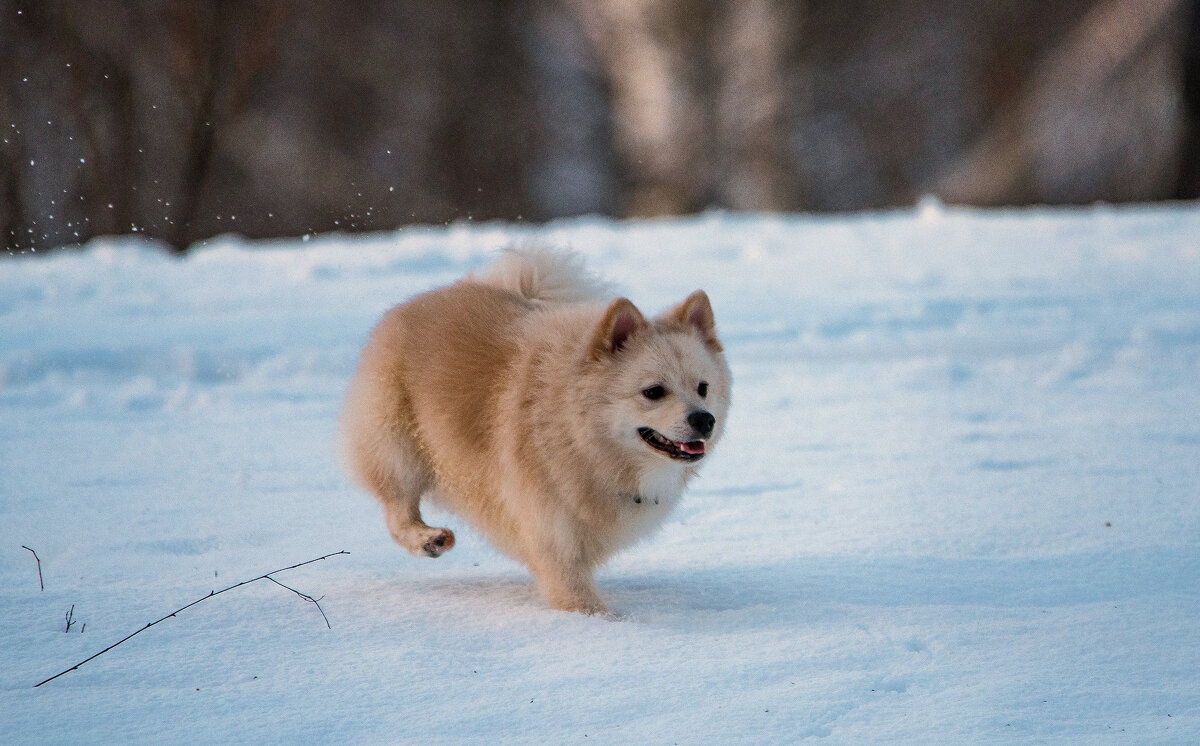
<box><xmin>34</xmin><ymin>550</ymin><xmax>349</xmax><ymax>688</ymax></box>
<box><xmin>22</xmin><ymin>545</ymin><xmax>44</xmax><ymax>591</ymax></box>
<box><xmin>64</xmin><ymin>604</ymin><xmax>76</xmax><ymax>633</ymax></box>
<box><xmin>264</xmin><ymin>575</ymin><xmax>331</xmax><ymax>629</ymax></box>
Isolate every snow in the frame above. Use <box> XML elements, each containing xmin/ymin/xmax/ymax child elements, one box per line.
<box><xmin>3</xmin><ymin>203</ymin><xmax>1199</xmax><ymax>743</ymax></box>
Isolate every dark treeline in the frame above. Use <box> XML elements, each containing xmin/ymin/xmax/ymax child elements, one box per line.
<box><xmin>2</xmin><ymin>0</ymin><xmax>1197</xmax><ymax>253</ymax></box>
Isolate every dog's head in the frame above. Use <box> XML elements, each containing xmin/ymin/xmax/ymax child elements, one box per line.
<box><xmin>588</xmin><ymin>290</ymin><xmax>731</xmax><ymax>470</ymax></box>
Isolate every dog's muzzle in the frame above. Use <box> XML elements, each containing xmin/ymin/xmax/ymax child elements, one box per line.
<box><xmin>637</xmin><ymin>427</ymin><xmax>706</xmax><ymax>462</ymax></box>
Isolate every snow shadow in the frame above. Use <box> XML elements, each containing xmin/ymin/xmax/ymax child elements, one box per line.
<box><xmin>362</xmin><ymin>546</ymin><xmax>1199</xmax><ymax>623</ymax></box>
<box><xmin>604</xmin><ymin>545</ymin><xmax>1200</xmax><ymax>618</ymax></box>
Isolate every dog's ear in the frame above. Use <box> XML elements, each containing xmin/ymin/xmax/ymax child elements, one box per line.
<box><xmin>665</xmin><ymin>290</ymin><xmax>722</xmax><ymax>352</ymax></box>
<box><xmin>590</xmin><ymin>297</ymin><xmax>647</xmax><ymax>360</ymax></box>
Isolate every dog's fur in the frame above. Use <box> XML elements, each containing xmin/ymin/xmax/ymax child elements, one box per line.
<box><xmin>340</xmin><ymin>248</ymin><xmax>731</xmax><ymax>613</ymax></box>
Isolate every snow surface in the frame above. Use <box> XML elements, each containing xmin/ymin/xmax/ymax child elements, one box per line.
<box><xmin>3</xmin><ymin>203</ymin><xmax>1199</xmax><ymax>743</ymax></box>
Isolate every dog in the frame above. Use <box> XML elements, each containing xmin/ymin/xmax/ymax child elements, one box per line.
<box><xmin>339</xmin><ymin>247</ymin><xmax>731</xmax><ymax>614</ymax></box>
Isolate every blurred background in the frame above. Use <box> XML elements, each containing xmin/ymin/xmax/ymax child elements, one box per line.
<box><xmin>2</xmin><ymin>0</ymin><xmax>1198</xmax><ymax>254</ymax></box>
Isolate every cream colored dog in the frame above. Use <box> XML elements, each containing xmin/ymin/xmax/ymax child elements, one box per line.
<box><xmin>340</xmin><ymin>248</ymin><xmax>731</xmax><ymax>613</ymax></box>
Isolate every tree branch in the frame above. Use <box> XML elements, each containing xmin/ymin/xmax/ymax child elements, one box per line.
<box><xmin>22</xmin><ymin>545</ymin><xmax>44</xmax><ymax>591</ymax></box>
<box><xmin>263</xmin><ymin>575</ymin><xmax>331</xmax><ymax>629</ymax></box>
<box><xmin>33</xmin><ymin>550</ymin><xmax>349</xmax><ymax>688</ymax></box>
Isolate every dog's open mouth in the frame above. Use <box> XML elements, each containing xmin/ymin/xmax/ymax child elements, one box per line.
<box><xmin>638</xmin><ymin>427</ymin><xmax>706</xmax><ymax>462</ymax></box>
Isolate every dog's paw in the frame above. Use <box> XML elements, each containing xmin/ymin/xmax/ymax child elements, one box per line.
<box><xmin>391</xmin><ymin>524</ymin><xmax>456</xmax><ymax>558</ymax></box>
<box><xmin>565</xmin><ymin>599</ymin><xmax>609</xmax><ymax>616</ymax></box>
<box><xmin>419</xmin><ymin>527</ymin><xmax>455</xmax><ymax>558</ymax></box>
<box><xmin>548</xmin><ymin>592</ymin><xmax>608</xmax><ymax>616</ymax></box>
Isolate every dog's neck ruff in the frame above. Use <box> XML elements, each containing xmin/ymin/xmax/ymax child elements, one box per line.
<box><xmin>619</xmin><ymin>491</ymin><xmax>660</xmax><ymax>506</ymax></box>
<box><xmin>618</xmin><ymin>466</ymin><xmax>688</xmax><ymax>508</ymax></box>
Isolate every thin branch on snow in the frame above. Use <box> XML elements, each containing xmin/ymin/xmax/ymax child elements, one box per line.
<box><xmin>33</xmin><ymin>550</ymin><xmax>350</xmax><ymax>688</ymax></box>
<box><xmin>22</xmin><ymin>545</ymin><xmax>44</xmax><ymax>591</ymax></box>
<box><xmin>264</xmin><ymin>575</ymin><xmax>332</xmax><ymax>629</ymax></box>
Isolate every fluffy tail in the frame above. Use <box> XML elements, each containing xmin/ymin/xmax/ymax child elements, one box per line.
<box><xmin>471</xmin><ymin>246</ymin><xmax>613</xmax><ymax>303</ymax></box>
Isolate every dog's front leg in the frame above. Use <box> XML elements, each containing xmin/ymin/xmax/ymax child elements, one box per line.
<box><xmin>528</xmin><ymin>555</ymin><xmax>606</xmax><ymax>615</ymax></box>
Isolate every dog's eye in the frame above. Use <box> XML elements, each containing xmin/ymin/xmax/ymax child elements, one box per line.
<box><xmin>642</xmin><ymin>385</ymin><xmax>665</xmax><ymax>400</ymax></box>
<box><xmin>697</xmin><ymin>381</ymin><xmax>708</xmax><ymax>398</ymax></box>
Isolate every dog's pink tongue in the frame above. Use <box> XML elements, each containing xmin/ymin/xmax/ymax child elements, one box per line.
<box><xmin>680</xmin><ymin>440</ymin><xmax>706</xmax><ymax>455</ymax></box>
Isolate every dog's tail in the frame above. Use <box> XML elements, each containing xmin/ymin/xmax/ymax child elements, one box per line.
<box><xmin>471</xmin><ymin>246</ymin><xmax>614</xmax><ymax>303</ymax></box>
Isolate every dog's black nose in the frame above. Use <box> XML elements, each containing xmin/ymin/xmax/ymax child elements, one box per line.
<box><xmin>688</xmin><ymin>410</ymin><xmax>715</xmax><ymax>438</ymax></box>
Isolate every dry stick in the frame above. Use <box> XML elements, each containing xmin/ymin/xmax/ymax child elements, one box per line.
<box><xmin>34</xmin><ymin>550</ymin><xmax>349</xmax><ymax>688</ymax></box>
<box><xmin>22</xmin><ymin>545</ymin><xmax>44</xmax><ymax>591</ymax></box>
<box><xmin>263</xmin><ymin>575</ymin><xmax>332</xmax><ymax>629</ymax></box>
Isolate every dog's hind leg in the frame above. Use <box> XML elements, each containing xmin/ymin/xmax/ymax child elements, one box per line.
<box><xmin>343</xmin><ymin>412</ymin><xmax>455</xmax><ymax>558</ymax></box>
<box><xmin>375</xmin><ymin>452</ymin><xmax>455</xmax><ymax>559</ymax></box>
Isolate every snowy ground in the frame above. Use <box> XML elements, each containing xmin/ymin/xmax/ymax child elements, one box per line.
<box><xmin>2</xmin><ymin>203</ymin><xmax>1199</xmax><ymax>743</ymax></box>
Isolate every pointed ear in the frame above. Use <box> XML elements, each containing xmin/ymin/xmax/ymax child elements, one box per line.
<box><xmin>665</xmin><ymin>289</ymin><xmax>722</xmax><ymax>351</ymax></box>
<box><xmin>590</xmin><ymin>297</ymin><xmax>647</xmax><ymax>360</ymax></box>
